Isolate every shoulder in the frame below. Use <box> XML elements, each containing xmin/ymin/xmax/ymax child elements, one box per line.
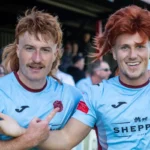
<box><xmin>49</xmin><ymin>76</ymin><xmax>81</xmax><ymax>97</ymax></box>
<box><xmin>76</xmin><ymin>78</ymin><xmax>87</xmax><ymax>85</ymax></box>
<box><xmin>61</xmin><ymin>83</ymin><xmax>82</xmax><ymax>105</ymax></box>
<box><xmin>0</xmin><ymin>73</ymin><xmax>15</xmax><ymax>101</ymax></box>
<box><xmin>63</xmin><ymin>83</ymin><xmax>82</xmax><ymax>96</ymax></box>
<box><xmin>0</xmin><ymin>72</ymin><xmax>13</xmax><ymax>81</ymax></box>
<box><xmin>76</xmin><ymin>77</ymin><xmax>92</xmax><ymax>91</ymax></box>
<box><xmin>0</xmin><ymin>72</ymin><xmax>14</xmax><ymax>88</ymax></box>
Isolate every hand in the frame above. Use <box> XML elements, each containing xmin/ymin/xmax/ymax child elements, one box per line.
<box><xmin>22</xmin><ymin>107</ymin><xmax>59</xmax><ymax>147</ymax></box>
<box><xmin>0</xmin><ymin>113</ymin><xmax>25</xmax><ymax>137</ymax></box>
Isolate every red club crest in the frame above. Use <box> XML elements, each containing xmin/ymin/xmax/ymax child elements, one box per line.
<box><xmin>53</xmin><ymin>100</ymin><xmax>63</xmax><ymax>112</ymax></box>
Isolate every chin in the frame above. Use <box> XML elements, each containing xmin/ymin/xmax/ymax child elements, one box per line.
<box><xmin>28</xmin><ymin>75</ymin><xmax>43</xmax><ymax>81</ymax></box>
<box><xmin>126</xmin><ymin>73</ymin><xmax>143</xmax><ymax>80</ymax></box>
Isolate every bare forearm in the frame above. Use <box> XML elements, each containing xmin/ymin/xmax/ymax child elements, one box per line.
<box><xmin>39</xmin><ymin>119</ymin><xmax>91</xmax><ymax>150</ymax></box>
<box><xmin>0</xmin><ymin>137</ymin><xmax>33</xmax><ymax>150</ymax></box>
<box><xmin>39</xmin><ymin>130</ymin><xmax>71</xmax><ymax>150</ymax></box>
<box><xmin>0</xmin><ymin>131</ymin><xmax>38</xmax><ymax>150</ymax></box>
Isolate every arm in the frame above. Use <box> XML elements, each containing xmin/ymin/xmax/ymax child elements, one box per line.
<box><xmin>39</xmin><ymin>118</ymin><xmax>91</xmax><ymax>150</ymax></box>
<box><xmin>0</xmin><ymin>135</ymin><xmax>34</xmax><ymax>150</ymax></box>
<box><xmin>0</xmin><ymin>117</ymin><xmax>50</xmax><ymax>150</ymax></box>
<box><xmin>0</xmin><ymin>108</ymin><xmax>59</xmax><ymax>150</ymax></box>
<box><xmin>0</xmin><ymin>113</ymin><xmax>25</xmax><ymax>137</ymax></box>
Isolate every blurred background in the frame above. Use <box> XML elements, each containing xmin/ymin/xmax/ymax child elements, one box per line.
<box><xmin>0</xmin><ymin>0</ymin><xmax>149</xmax><ymax>71</ymax></box>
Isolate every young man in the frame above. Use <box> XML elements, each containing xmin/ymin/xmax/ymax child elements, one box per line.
<box><xmin>0</xmin><ymin>8</ymin><xmax>82</xmax><ymax>149</ymax></box>
<box><xmin>39</xmin><ymin>5</ymin><xmax>150</xmax><ymax>150</ymax></box>
<box><xmin>1</xmin><ymin>5</ymin><xmax>150</xmax><ymax>150</ymax></box>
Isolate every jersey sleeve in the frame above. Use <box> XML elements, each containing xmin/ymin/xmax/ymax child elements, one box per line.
<box><xmin>59</xmin><ymin>84</ymin><xmax>83</xmax><ymax>127</ymax></box>
<box><xmin>72</xmin><ymin>85</ymin><xmax>98</xmax><ymax>128</ymax></box>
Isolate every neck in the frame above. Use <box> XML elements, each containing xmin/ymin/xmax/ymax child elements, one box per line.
<box><xmin>91</xmin><ymin>75</ymin><xmax>102</xmax><ymax>84</ymax></box>
<box><xmin>119</xmin><ymin>72</ymin><xmax>149</xmax><ymax>86</ymax></box>
<box><xmin>17</xmin><ymin>71</ymin><xmax>46</xmax><ymax>90</ymax></box>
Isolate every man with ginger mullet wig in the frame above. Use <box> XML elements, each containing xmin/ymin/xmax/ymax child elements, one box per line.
<box><xmin>1</xmin><ymin>5</ymin><xmax>150</xmax><ymax>150</ymax></box>
<box><xmin>0</xmin><ymin>7</ymin><xmax>82</xmax><ymax>150</ymax></box>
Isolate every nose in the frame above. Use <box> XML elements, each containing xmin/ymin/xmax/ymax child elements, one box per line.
<box><xmin>32</xmin><ymin>51</ymin><xmax>42</xmax><ymax>63</ymax></box>
<box><xmin>129</xmin><ymin>49</ymin><xmax>137</xmax><ymax>59</ymax></box>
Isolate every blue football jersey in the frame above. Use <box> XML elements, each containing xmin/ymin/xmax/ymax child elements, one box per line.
<box><xmin>0</xmin><ymin>72</ymin><xmax>82</xmax><ymax>149</ymax></box>
<box><xmin>73</xmin><ymin>76</ymin><xmax>150</xmax><ymax>150</ymax></box>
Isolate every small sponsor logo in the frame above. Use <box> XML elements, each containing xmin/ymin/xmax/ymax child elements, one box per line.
<box><xmin>111</xmin><ymin>102</ymin><xmax>127</xmax><ymax>108</ymax></box>
<box><xmin>77</xmin><ymin>101</ymin><xmax>89</xmax><ymax>113</ymax></box>
<box><xmin>15</xmin><ymin>106</ymin><xmax>29</xmax><ymax>112</ymax></box>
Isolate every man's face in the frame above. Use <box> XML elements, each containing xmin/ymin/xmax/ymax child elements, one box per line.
<box><xmin>112</xmin><ymin>32</ymin><xmax>150</xmax><ymax>82</ymax></box>
<box><xmin>16</xmin><ymin>31</ymin><xmax>57</xmax><ymax>82</ymax></box>
<box><xmin>95</xmin><ymin>62</ymin><xmax>111</xmax><ymax>80</ymax></box>
<box><xmin>78</xmin><ymin>58</ymin><xmax>85</xmax><ymax>70</ymax></box>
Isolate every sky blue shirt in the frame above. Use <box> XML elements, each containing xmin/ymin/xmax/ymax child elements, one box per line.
<box><xmin>0</xmin><ymin>72</ymin><xmax>82</xmax><ymax>149</ymax></box>
<box><xmin>73</xmin><ymin>76</ymin><xmax>150</xmax><ymax>150</ymax></box>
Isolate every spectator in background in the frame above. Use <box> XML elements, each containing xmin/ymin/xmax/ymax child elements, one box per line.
<box><xmin>55</xmin><ymin>53</ymin><xmax>75</xmax><ymax>86</ymax></box>
<box><xmin>78</xmin><ymin>33</ymin><xmax>94</xmax><ymax>70</ymax></box>
<box><xmin>59</xmin><ymin>41</ymin><xmax>73</xmax><ymax>72</ymax></box>
<box><xmin>78</xmin><ymin>33</ymin><xmax>92</xmax><ymax>55</ymax></box>
<box><xmin>72</xmin><ymin>41</ymin><xmax>79</xmax><ymax>57</ymax></box>
<box><xmin>56</xmin><ymin>68</ymin><xmax>75</xmax><ymax>86</ymax></box>
<box><xmin>76</xmin><ymin>60</ymin><xmax>111</xmax><ymax>91</ymax></box>
<box><xmin>67</xmin><ymin>54</ymin><xmax>85</xmax><ymax>83</ymax></box>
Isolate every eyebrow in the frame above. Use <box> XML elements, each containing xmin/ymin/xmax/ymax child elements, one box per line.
<box><xmin>135</xmin><ymin>42</ymin><xmax>146</xmax><ymax>46</ymax></box>
<box><xmin>24</xmin><ymin>44</ymin><xmax>52</xmax><ymax>50</ymax></box>
<box><xmin>120</xmin><ymin>44</ymin><xmax>130</xmax><ymax>47</ymax></box>
<box><xmin>115</xmin><ymin>44</ymin><xmax>130</xmax><ymax>49</ymax></box>
<box><xmin>41</xmin><ymin>47</ymin><xmax>52</xmax><ymax>50</ymax></box>
<box><xmin>118</xmin><ymin>41</ymin><xmax>147</xmax><ymax>47</ymax></box>
<box><xmin>23</xmin><ymin>44</ymin><xmax>34</xmax><ymax>48</ymax></box>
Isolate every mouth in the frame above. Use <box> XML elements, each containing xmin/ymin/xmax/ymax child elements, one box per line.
<box><xmin>126</xmin><ymin>62</ymin><xmax>141</xmax><ymax>70</ymax></box>
<box><xmin>28</xmin><ymin>65</ymin><xmax>44</xmax><ymax>72</ymax></box>
<box><xmin>29</xmin><ymin>66</ymin><xmax>43</xmax><ymax>69</ymax></box>
<box><xmin>126</xmin><ymin>62</ymin><xmax>140</xmax><ymax>66</ymax></box>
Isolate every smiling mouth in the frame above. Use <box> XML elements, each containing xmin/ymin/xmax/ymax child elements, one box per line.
<box><xmin>126</xmin><ymin>62</ymin><xmax>140</xmax><ymax>66</ymax></box>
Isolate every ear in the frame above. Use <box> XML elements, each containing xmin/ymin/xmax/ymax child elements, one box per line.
<box><xmin>16</xmin><ymin>44</ymin><xmax>19</xmax><ymax>58</ymax></box>
<box><xmin>55</xmin><ymin>48</ymin><xmax>59</xmax><ymax>56</ymax></box>
<box><xmin>53</xmin><ymin>48</ymin><xmax>59</xmax><ymax>63</ymax></box>
<box><xmin>112</xmin><ymin>48</ymin><xmax>117</xmax><ymax>60</ymax></box>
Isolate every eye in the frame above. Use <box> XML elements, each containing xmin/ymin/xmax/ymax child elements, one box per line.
<box><xmin>136</xmin><ymin>45</ymin><xmax>146</xmax><ymax>52</ymax></box>
<box><xmin>137</xmin><ymin>45</ymin><xmax>145</xmax><ymax>49</ymax></box>
<box><xmin>120</xmin><ymin>45</ymin><xmax>129</xmax><ymax>50</ymax></box>
<box><xmin>26</xmin><ymin>47</ymin><xmax>34</xmax><ymax>51</ymax></box>
<box><xmin>41</xmin><ymin>48</ymin><xmax>51</xmax><ymax>53</ymax></box>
